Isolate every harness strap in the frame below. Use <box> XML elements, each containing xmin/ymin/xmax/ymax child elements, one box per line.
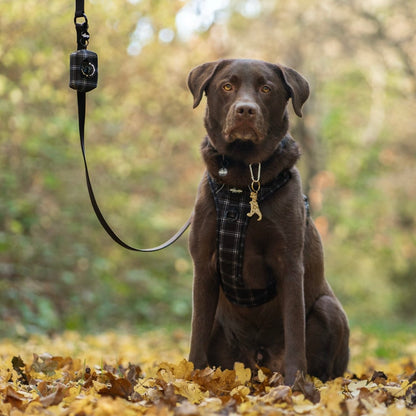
<box><xmin>73</xmin><ymin>1</ymin><xmax>191</xmax><ymax>252</ymax></box>
<box><xmin>209</xmin><ymin>169</ymin><xmax>292</xmax><ymax>307</ymax></box>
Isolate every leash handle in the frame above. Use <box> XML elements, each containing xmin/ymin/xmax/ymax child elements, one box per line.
<box><xmin>72</xmin><ymin>2</ymin><xmax>191</xmax><ymax>252</ymax></box>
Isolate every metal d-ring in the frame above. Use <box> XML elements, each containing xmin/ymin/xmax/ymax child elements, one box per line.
<box><xmin>249</xmin><ymin>163</ymin><xmax>261</xmax><ymax>192</ymax></box>
<box><xmin>250</xmin><ymin>180</ymin><xmax>261</xmax><ymax>193</ymax></box>
<box><xmin>80</xmin><ymin>60</ymin><xmax>96</xmax><ymax>78</ymax></box>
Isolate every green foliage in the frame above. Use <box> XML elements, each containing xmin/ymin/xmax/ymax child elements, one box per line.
<box><xmin>0</xmin><ymin>0</ymin><xmax>415</xmax><ymax>336</ymax></box>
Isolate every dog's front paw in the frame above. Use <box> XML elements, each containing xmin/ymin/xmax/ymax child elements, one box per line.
<box><xmin>284</xmin><ymin>363</ymin><xmax>306</xmax><ymax>386</ymax></box>
<box><xmin>284</xmin><ymin>356</ymin><xmax>307</xmax><ymax>386</ymax></box>
<box><xmin>284</xmin><ymin>369</ymin><xmax>298</xmax><ymax>386</ymax></box>
<box><xmin>291</xmin><ymin>371</ymin><xmax>321</xmax><ymax>403</ymax></box>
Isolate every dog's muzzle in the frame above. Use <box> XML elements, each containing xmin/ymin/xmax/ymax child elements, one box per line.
<box><xmin>223</xmin><ymin>101</ymin><xmax>265</xmax><ymax>143</ymax></box>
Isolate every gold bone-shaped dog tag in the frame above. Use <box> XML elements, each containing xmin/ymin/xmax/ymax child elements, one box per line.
<box><xmin>247</xmin><ymin>190</ymin><xmax>262</xmax><ymax>221</ymax></box>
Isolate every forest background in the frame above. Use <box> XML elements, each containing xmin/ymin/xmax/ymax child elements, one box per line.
<box><xmin>0</xmin><ymin>0</ymin><xmax>415</xmax><ymax>340</ymax></box>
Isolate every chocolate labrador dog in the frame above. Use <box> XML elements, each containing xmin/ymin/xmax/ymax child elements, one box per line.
<box><xmin>187</xmin><ymin>59</ymin><xmax>349</xmax><ymax>385</ymax></box>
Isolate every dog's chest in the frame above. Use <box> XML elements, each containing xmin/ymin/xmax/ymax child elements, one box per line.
<box><xmin>208</xmin><ymin>170</ymin><xmax>291</xmax><ymax>307</ymax></box>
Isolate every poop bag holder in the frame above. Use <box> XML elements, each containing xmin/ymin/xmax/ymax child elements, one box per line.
<box><xmin>69</xmin><ymin>49</ymin><xmax>98</xmax><ymax>93</ymax></box>
<box><xmin>70</xmin><ymin>4</ymin><xmax>97</xmax><ymax>94</ymax></box>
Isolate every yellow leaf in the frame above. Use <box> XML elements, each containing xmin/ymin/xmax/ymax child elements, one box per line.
<box><xmin>93</xmin><ymin>380</ymin><xmax>108</xmax><ymax>393</ymax></box>
<box><xmin>231</xmin><ymin>385</ymin><xmax>250</xmax><ymax>398</ymax></box>
<box><xmin>174</xmin><ymin>359</ymin><xmax>194</xmax><ymax>380</ymax></box>
<box><xmin>156</xmin><ymin>362</ymin><xmax>175</xmax><ymax>382</ymax></box>
<box><xmin>234</xmin><ymin>362</ymin><xmax>251</xmax><ymax>384</ymax></box>
<box><xmin>199</xmin><ymin>397</ymin><xmax>223</xmax><ymax>412</ymax></box>
<box><xmin>384</xmin><ymin>383</ymin><xmax>408</xmax><ymax>397</ymax></box>
<box><xmin>347</xmin><ymin>379</ymin><xmax>377</xmax><ymax>396</ymax></box>
<box><xmin>319</xmin><ymin>378</ymin><xmax>344</xmax><ymax>413</ymax></box>
<box><xmin>262</xmin><ymin>385</ymin><xmax>292</xmax><ymax>405</ymax></box>
<box><xmin>257</xmin><ymin>369</ymin><xmax>267</xmax><ymax>383</ymax></box>
<box><xmin>173</xmin><ymin>379</ymin><xmax>209</xmax><ymax>404</ymax></box>
<box><xmin>292</xmin><ymin>393</ymin><xmax>318</xmax><ymax>414</ymax></box>
<box><xmin>293</xmin><ymin>402</ymin><xmax>318</xmax><ymax>414</ymax></box>
<box><xmin>175</xmin><ymin>401</ymin><xmax>199</xmax><ymax>416</ymax></box>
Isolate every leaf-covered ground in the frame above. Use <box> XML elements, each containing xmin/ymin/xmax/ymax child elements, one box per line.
<box><xmin>0</xmin><ymin>329</ymin><xmax>415</xmax><ymax>415</ymax></box>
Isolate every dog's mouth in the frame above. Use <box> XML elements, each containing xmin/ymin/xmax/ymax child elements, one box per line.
<box><xmin>225</xmin><ymin>126</ymin><xmax>260</xmax><ymax>143</ymax></box>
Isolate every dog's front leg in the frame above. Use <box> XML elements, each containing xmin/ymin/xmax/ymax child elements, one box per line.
<box><xmin>189</xmin><ymin>264</ymin><xmax>219</xmax><ymax>369</ymax></box>
<box><xmin>282</xmin><ymin>263</ymin><xmax>307</xmax><ymax>385</ymax></box>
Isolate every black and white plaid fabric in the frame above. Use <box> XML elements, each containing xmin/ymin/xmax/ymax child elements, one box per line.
<box><xmin>69</xmin><ymin>49</ymin><xmax>98</xmax><ymax>93</ymax></box>
<box><xmin>208</xmin><ymin>169</ymin><xmax>292</xmax><ymax>307</ymax></box>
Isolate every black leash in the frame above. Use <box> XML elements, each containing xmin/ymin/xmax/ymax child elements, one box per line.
<box><xmin>70</xmin><ymin>0</ymin><xmax>191</xmax><ymax>252</ymax></box>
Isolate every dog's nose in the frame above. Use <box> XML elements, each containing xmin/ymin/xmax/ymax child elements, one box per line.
<box><xmin>235</xmin><ymin>102</ymin><xmax>257</xmax><ymax>118</ymax></box>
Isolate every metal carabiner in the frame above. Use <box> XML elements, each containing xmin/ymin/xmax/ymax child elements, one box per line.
<box><xmin>74</xmin><ymin>13</ymin><xmax>90</xmax><ymax>49</ymax></box>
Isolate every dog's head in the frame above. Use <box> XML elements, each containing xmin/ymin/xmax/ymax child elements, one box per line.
<box><xmin>188</xmin><ymin>59</ymin><xmax>309</xmax><ymax>162</ymax></box>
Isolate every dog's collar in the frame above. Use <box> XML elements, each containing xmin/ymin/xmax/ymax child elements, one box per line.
<box><xmin>208</xmin><ymin>135</ymin><xmax>292</xmax><ymax>222</ymax></box>
<box><xmin>208</xmin><ymin>169</ymin><xmax>292</xmax><ymax>203</ymax></box>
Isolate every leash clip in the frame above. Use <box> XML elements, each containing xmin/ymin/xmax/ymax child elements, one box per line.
<box><xmin>249</xmin><ymin>163</ymin><xmax>261</xmax><ymax>188</ymax></box>
<box><xmin>74</xmin><ymin>14</ymin><xmax>90</xmax><ymax>49</ymax></box>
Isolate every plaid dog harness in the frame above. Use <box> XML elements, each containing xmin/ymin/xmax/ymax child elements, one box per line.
<box><xmin>208</xmin><ymin>169</ymin><xmax>292</xmax><ymax>307</ymax></box>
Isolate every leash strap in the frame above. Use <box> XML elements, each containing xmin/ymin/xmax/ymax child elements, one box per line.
<box><xmin>75</xmin><ymin>0</ymin><xmax>85</xmax><ymax>17</ymax></box>
<box><xmin>73</xmin><ymin>1</ymin><xmax>191</xmax><ymax>252</ymax></box>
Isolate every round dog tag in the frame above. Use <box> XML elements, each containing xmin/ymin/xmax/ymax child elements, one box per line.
<box><xmin>218</xmin><ymin>167</ymin><xmax>228</xmax><ymax>177</ymax></box>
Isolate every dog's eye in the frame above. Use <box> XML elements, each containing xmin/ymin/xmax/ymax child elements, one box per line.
<box><xmin>222</xmin><ymin>83</ymin><xmax>233</xmax><ymax>92</ymax></box>
<box><xmin>261</xmin><ymin>85</ymin><xmax>272</xmax><ymax>94</ymax></box>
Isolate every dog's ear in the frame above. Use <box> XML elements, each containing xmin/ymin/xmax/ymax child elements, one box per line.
<box><xmin>275</xmin><ymin>65</ymin><xmax>310</xmax><ymax>117</ymax></box>
<box><xmin>187</xmin><ymin>60</ymin><xmax>223</xmax><ymax>108</ymax></box>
